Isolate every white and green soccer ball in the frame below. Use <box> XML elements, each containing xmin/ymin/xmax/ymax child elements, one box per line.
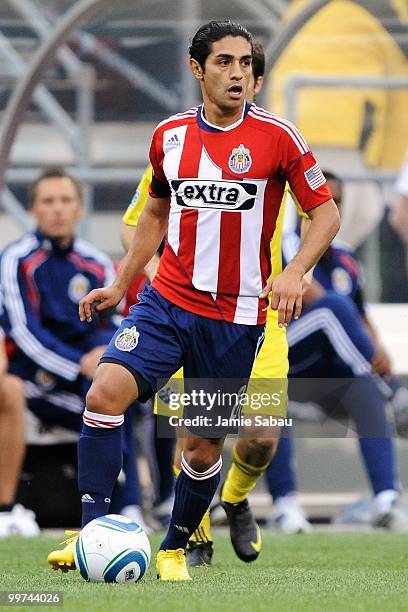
<box><xmin>75</xmin><ymin>514</ymin><xmax>151</xmax><ymax>583</ymax></box>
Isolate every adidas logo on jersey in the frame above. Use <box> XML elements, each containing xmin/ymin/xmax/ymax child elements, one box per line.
<box><xmin>171</xmin><ymin>179</ymin><xmax>258</xmax><ymax>211</ymax></box>
<box><xmin>164</xmin><ymin>134</ymin><xmax>181</xmax><ymax>152</ymax></box>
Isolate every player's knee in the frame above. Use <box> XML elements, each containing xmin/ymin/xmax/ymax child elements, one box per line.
<box><xmin>85</xmin><ymin>382</ymin><xmax>123</xmax><ymax>416</ymax></box>
<box><xmin>251</xmin><ymin>436</ymin><xmax>279</xmax><ymax>452</ymax></box>
<box><xmin>245</xmin><ymin>436</ymin><xmax>279</xmax><ymax>460</ymax></box>
<box><xmin>183</xmin><ymin>442</ymin><xmax>221</xmax><ymax>472</ymax></box>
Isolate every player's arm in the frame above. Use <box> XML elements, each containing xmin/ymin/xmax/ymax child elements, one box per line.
<box><xmin>79</xmin><ymin>195</ymin><xmax>170</xmax><ymax>322</ymax></box>
<box><xmin>263</xmin><ymin>200</ymin><xmax>339</xmax><ymax>326</ymax></box>
<box><xmin>121</xmin><ymin>223</ymin><xmax>160</xmax><ymax>281</ymax></box>
<box><xmin>262</xmin><ymin>133</ymin><xmax>340</xmax><ymax>326</ymax></box>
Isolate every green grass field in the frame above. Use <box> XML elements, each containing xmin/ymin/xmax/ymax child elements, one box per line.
<box><xmin>1</xmin><ymin>532</ymin><xmax>408</xmax><ymax>611</ymax></box>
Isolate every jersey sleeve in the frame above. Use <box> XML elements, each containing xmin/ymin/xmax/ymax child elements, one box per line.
<box><xmin>148</xmin><ymin>128</ymin><xmax>171</xmax><ymax>199</ymax></box>
<box><xmin>280</xmin><ymin>129</ymin><xmax>332</xmax><ymax>212</ymax></box>
<box><xmin>122</xmin><ymin>165</ymin><xmax>153</xmax><ymax>226</ymax></box>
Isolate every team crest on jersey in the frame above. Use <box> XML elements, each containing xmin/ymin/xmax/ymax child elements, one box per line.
<box><xmin>35</xmin><ymin>369</ymin><xmax>56</xmax><ymax>390</ymax></box>
<box><xmin>331</xmin><ymin>267</ymin><xmax>352</xmax><ymax>295</ymax></box>
<box><xmin>115</xmin><ymin>326</ymin><xmax>140</xmax><ymax>352</ymax></box>
<box><xmin>68</xmin><ymin>273</ymin><xmax>90</xmax><ymax>303</ymax></box>
<box><xmin>228</xmin><ymin>144</ymin><xmax>252</xmax><ymax>174</ymax></box>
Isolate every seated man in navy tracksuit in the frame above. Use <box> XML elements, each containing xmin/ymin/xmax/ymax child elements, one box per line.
<box><xmin>266</xmin><ymin>171</ymin><xmax>407</xmax><ymax>532</ymax></box>
<box><xmin>0</xmin><ymin>168</ymin><xmax>143</xmax><ymax>531</ymax></box>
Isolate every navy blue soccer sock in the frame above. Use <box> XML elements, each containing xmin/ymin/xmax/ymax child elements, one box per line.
<box><xmin>160</xmin><ymin>453</ymin><xmax>222</xmax><ymax>551</ymax></box>
<box><xmin>110</xmin><ymin>406</ymin><xmax>142</xmax><ymax>512</ymax></box>
<box><xmin>265</xmin><ymin>429</ymin><xmax>297</xmax><ymax>500</ymax></box>
<box><xmin>78</xmin><ymin>409</ymin><xmax>124</xmax><ymax>527</ymax></box>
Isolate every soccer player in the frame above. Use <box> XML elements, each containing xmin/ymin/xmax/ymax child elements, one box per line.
<box><xmin>50</xmin><ymin>21</ymin><xmax>340</xmax><ymax>581</ymax></box>
<box><xmin>266</xmin><ymin>171</ymin><xmax>406</xmax><ymax>531</ymax></box>
<box><xmin>119</xmin><ymin>39</ymin><xmax>288</xmax><ymax>566</ymax></box>
<box><xmin>0</xmin><ymin>169</ymin><xmax>143</xmax><ymax>533</ymax></box>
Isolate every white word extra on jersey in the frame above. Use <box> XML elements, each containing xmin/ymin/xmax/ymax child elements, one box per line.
<box><xmin>149</xmin><ymin>101</ymin><xmax>332</xmax><ymax>325</ymax></box>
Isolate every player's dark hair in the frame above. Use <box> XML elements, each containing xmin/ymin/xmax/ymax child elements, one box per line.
<box><xmin>322</xmin><ymin>169</ymin><xmax>341</xmax><ymax>183</ymax></box>
<box><xmin>252</xmin><ymin>40</ymin><xmax>265</xmax><ymax>80</ymax></box>
<box><xmin>189</xmin><ymin>20</ymin><xmax>253</xmax><ymax>70</ymax></box>
<box><xmin>29</xmin><ymin>167</ymin><xmax>82</xmax><ymax>206</ymax></box>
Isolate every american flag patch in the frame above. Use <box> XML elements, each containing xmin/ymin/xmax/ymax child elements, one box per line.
<box><xmin>304</xmin><ymin>163</ymin><xmax>326</xmax><ymax>190</ymax></box>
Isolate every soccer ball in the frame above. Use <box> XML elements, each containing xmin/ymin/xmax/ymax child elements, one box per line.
<box><xmin>74</xmin><ymin>514</ymin><xmax>151</xmax><ymax>583</ymax></box>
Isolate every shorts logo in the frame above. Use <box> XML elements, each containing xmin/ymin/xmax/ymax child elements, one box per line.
<box><xmin>115</xmin><ymin>326</ymin><xmax>140</xmax><ymax>352</ymax></box>
<box><xmin>171</xmin><ymin>179</ymin><xmax>258</xmax><ymax>211</ymax></box>
<box><xmin>68</xmin><ymin>273</ymin><xmax>90</xmax><ymax>303</ymax></box>
<box><xmin>228</xmin><ymin>144</ymin><xmax>252</xmax><ymax>174</ymax></box>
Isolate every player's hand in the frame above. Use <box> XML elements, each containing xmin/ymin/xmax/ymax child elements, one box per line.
<box><xmin>260</xmin><ymin>264</ymin><xmax>303</xmax><ymax>327</ymax></box>
<box><xmin>79</xmin><ymin>286</ymin><xmax>123</xmax><ymax>323</ymax></box>
<box><xmin>371</xmin><ymin>345</ymin><xmax>392</xmax><ymax>379</ymax></box>
<box><xmin>80</xmin><ymin>346</ymin><xmax>107</xmax><ymax>380</ymax></box>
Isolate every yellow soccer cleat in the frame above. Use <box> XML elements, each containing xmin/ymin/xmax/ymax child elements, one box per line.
<box><xmin>156</xmin><ymin>549</ymin><xmax>192</xmax><ymax>581</ymax></box>
<box><xmin>47</xmin><ymin>530</ymin><xmax>79</xmax><ymax>573</ymax></box>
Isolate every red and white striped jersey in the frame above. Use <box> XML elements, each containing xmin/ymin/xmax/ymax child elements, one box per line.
<box><xmin>149</xmin><ymin>102</ymin><xmax>332</xmax><ymax>325</ymax></box>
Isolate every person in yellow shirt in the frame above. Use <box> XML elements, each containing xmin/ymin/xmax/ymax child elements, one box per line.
<box><xmin>121</xmin><ymin>41</ymin><xmax>310</xmax><ymax>567</ymax></box>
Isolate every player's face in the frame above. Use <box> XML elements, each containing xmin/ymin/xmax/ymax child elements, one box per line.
<box><xmin>327</xmin><ymin>178</ymin><xmax>343</xmax><ymax>214</ymax></box>
<box><xmin>32</xmin><ymin>177</ymin><xmax>82</xmax><ymax>242</ymax></box>
<box><xmin>191</xmin><ymin>35</ymin><xmax>252</xmax><ymax>114</ymax></box>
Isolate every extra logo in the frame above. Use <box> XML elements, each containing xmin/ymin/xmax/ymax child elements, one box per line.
<box><xmin>68</xmin><ymin>273</ymin><xmax>90</xmax><ymax>303</ymax></box>
<box><xmin>228</xmin><ymin>143</ymin><xmax>252</xmax><ymax>174</ymax></box>
<box><xmin>170</xmin><ymin>179</ymin><xmax>258</xmax><ymax>211</ymax></box>
<box><xmin>114</xmin><ymin>326</ymin><xmax>140</xmax><ymax>352</ymax></box>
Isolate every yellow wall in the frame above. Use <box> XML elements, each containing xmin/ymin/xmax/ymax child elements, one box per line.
<box><xmin>268</xmin><ymin>0</ymin><xmax>408</xmax><ymax>169</ymax></box>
